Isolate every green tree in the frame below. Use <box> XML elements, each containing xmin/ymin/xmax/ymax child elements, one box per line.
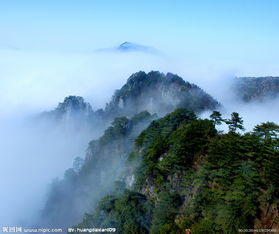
<box><xmin>226</xmin><ymin>112</ymin><xmax>244</xmax><ymax>132</ymax></box>
<box><xmin>253</xmin><ymin>122</ymin><xmax>279</xmax><ymax>187</ymax></box>
<box><xmin>151</xmin><ymin>191</ymin><xmax>182</xmax><ymax>234</ymax></box>
<box><xmin>253</xmin><ymin>122</ymin><xmax>279</xmax><ymax>141</ymax></box>
<box><xmin>210</xmin><ymin>111</ymin><xmax>224</xmax><ymax>125</ymax></box>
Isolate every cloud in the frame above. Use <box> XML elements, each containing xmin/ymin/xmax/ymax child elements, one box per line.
<box><xmin>0</xmin><ymin>47</ymin><xmax>168</xmax><ymax>227</ymax></box>
<box><xmin>0</xmin><ymin>44</ymin><xmax>278</xmax><ymax>228</ymax></box>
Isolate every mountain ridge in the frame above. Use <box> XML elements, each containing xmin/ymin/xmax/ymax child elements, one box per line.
<box><xmin>104</xmin><ymin>71</ymin><xmax>219</xmax><ymax>118</ymax></box>
<box><xmin>234</xmin><ymin>76</ymin><xmax>279</xmax><ymax>101</ymax></box>
<box><xmin>38</xmin><ymin>72</ymin><xmax>279</xmax><ymax>233</ymax></box>
<box><xmin>43</xmin><ymin>71</ymin><xmax>220</xmax><ymax>123</ymax></box>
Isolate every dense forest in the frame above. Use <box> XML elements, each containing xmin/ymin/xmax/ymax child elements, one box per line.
<box><xmin>73</xmin><ymin>109</ymin><xmax>279</xmax><ymax>233</ymax></box>
<box><xmin>39</xmin><ymin>72</ymin><xmax>279</xmax><ymax>233</ymax></box>
<box><xmin>39</xmin><ymin>71</ymin><xmax>220</xmax><ymax>229</ymax></box>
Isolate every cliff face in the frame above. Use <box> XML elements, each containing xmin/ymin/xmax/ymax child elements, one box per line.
<box><xmin>235</xmin><ymin>77</ymin><xmax>279</xmax><ymax>101</ymax></box>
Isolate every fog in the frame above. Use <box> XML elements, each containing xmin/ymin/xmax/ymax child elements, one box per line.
<box><xmin>0</xmin><ymin>115</ymin><xmax>95</xmax><ymax>227</ymax></box>
<box><xmin>220</xmin><ymin>97</ymin><xmax>279</xmax><ymax>132</ymax></box>
<box><xmin>0</xmin><ymin>48</ymin><xmax>167</xmax><ymax>115</ymax></box>
<box><xmin>0</xmin><ymin>46</ymin><xmax>279</xmax><ymax>230</ymax></box>
<box><xmin>198</xmin><ymin>74</ymin><xmax>279</xmax><ymax>132</ymax></box>
<box><xmin>0</xmin><ymin>48</ymin><xmax>169</xmax><ymax>229</ymax></box>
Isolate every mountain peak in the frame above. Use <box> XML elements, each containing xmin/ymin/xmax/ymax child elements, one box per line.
<box><xmin>126</xmin><ymin>71</ymin><xmax>189</xmax><ymax>87</ymax></box>
<box><xmin>117</xmin><ymin>42</ymin><xmax>153</xmax><ymax>53</ymax></box>
<box><xmin>44</xmin><ymin>95</ymin><xmax>94</xmax><ymax>122</ymax></box>
<box><xmin>57</xmin><ymin>96</ymin><xmax>91</xmax><ymax>113</ymax></box>
<box><xmin>96</xmin><ymin>42</ymin><xmax>159</xmax><ymax>54</ymax></box>
<box><xmin>105</xmin><ymin>71</ymin><xmax>219</xmax><ymax>117</ymax></box>
<box><xmin>119</xmin><ymin>41</ymin><xmax>134</xmax><ymax>47</ymax></box>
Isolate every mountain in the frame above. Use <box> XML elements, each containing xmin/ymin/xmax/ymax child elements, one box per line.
<box><xmin>40</xmin><ymin>111</ymin><xmax>156</xmax><ymax>228</ymax></box>
<box><xmin>37</xmin><ymin>96</ymin><xmax>113</xmax><ymax>154</ymax></box>
<box><xmin>104</xmin><ymin>71</ymin><xmax>219</xmax><ymax>118</ymax></box>
<box><xmin>234</xmin><ymin>76</ymin><xmax>279</xmax><ymax>101</ymax></box>
<box><xmin>96</xmin><ymin>42</ymin><xmax>158</xmax><ymax>54</ymax></box>
<box><xmin>117</xmin><ymin>42</ymin><xmax>155</xmax><ymax>53</ymax></box>
<box><xmin>42</xmin><ymin>71</ymin><xmax>219</xmax><ymax>124</ymax></box>
<box><xmin>42</xmin><ymin>96</ymin><xmax>94</xmax><ymax>122</ymax></box>
<box><xmin>38</xmin><ymin>72</ymin><xmax>279</xmax><ymax>233</ymax></box>
<box><xmin>75</xmin><ymin>110</ymin><xmax>279</xmax><ymax>234</ymax></box>
<box><xmin>38</xmin><ymin>71</ymin><xmax>220</xmax><ymax>229</ymax></box>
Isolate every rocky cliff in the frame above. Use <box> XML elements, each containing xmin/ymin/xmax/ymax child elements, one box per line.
<box><xmin>104</xmin><ymin>71</ymin><xmax>219</xmax><ymax>118</ymax></box>
<box><xmin>234</xmin><ymin>76</ymin><xmax>279</xmax><ymax>101</ymax></box>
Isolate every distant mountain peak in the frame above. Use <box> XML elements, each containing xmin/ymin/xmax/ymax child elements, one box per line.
<box><xmin>117</xmin><ymin>42</ymin><xmax>152</xmax><ymax>52</ymax></box>
<box><xmin>119</xmin><ymin>41</ymin><xmax>133</xmax><ymax>47</ymax></box>
<box><xmin>234</xmin><ymin>76</ymin><xmax>279</xmax><ymax>101</ymax></box>
<box><xmin>57</xmin><ymin>96</ymin><xmax>92</xmax><ymax>113</ymax></box>
<box><xmin>95</xmin><ymin>42</ymin><xmax>159</xmax><ymax>54</ymax></box>
<box><xmin>43</xmin><ymin>95</ymin><xmax>94</xmax><ymax>122</ymax></box>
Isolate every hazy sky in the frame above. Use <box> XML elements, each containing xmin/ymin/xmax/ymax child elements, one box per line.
<box><xmin>0</xmin><ymin>0</ymin><xmax>279</xmax><ymax>114</ymax></box>
<box><xmin>1</xmin><ymin>1</ymin><xmax>278</xmax><ymax>58</ymax></box>
<box><xmin>0</xmin><ymin>1</ymin><xmax>279</xmax><ymax>227</ymax></box>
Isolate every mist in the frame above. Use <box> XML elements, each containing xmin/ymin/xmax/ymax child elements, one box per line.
<box><xmin>219</xmin><ymin>96</ymin><xmax>279</xmax><ymax>132</ymax></box>
<box><xmin>0</xmin><ymin>48</ymin><xmax>167</xmax><ymax>228</ymax></box>
<box><xmin>0</xmin><ymin>48</ymin><xmax>169</xmax><ymax>116</ymax></box>
<box><xmin>0</xmin><ymin>113</ymin><xmax>99</xmax><ymax>226</ymax></box>
<box><xmin>194</xmin><ymin>72</ymin><xmax>279</xmax><ymax>132</ymax></box>
<box><xmin>0</xmin><ymin>45</ymin><xmax>279</xmax><ymax>231</ymax></box>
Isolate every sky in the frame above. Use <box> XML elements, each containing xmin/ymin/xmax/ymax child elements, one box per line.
<box><xmin>0</xmin><ymin>0</ymin><xmax>279</xmax><ymax>113</ymax></box>
<box><xmin>1</xmin><ymin>1</ymin><xmax>278</xmax><ymax>57</ymax></box>
<box><xmin>0</xmin><ymin>1</ymin><xmax>279</xmax><ymax>227</ymax></box>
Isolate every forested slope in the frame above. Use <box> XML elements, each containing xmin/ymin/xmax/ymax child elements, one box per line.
<box><xmin>75</xmin><ymin>109</ymin><xmax>279</xmax><ymax>233</ymax></box>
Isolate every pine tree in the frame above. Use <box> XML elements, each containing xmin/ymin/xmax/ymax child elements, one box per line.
<box><xmin>210</xmin><ymin>111</ymin><xmax>224</xmax><ymax>125</ymax></box>
<box><xmin>226</xmin><ymin>112</ymin><xmax>244</xmax><ymax>132</ymax></box>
